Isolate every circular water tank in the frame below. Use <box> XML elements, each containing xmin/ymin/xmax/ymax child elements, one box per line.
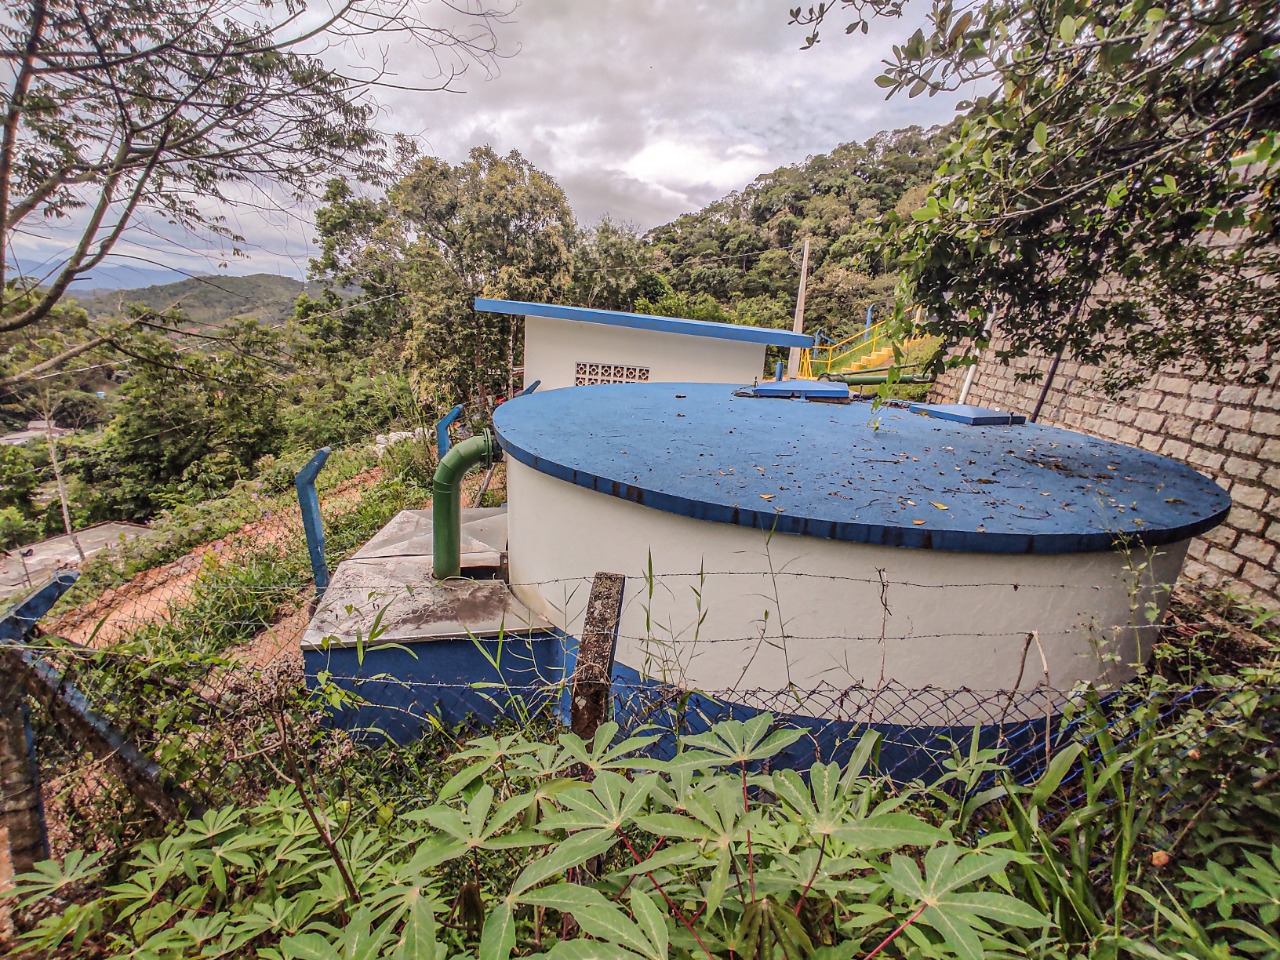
<box><xmin>493</xmin><ymin>383</ymin><xmax>1229</xmax><ymax>748</ymax></box>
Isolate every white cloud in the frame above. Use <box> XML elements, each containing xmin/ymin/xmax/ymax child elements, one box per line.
<box><xmin>12</xmin><ymin>1</ymin><xmax>965</xmax><ymax>281</ymax></box>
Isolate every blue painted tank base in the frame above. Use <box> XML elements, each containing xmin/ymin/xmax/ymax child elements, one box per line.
<box><xmin>609</xmin><ymin>663</ymin><xmax>1071</xmax><ymax>783</ymax></box>
<box><xmin>304</xmin><ymin>640</ymin><xmax>1076</xmax><ymax>783</ymax></box>
<box><xmin>303</xmin><ymin>633</ymin><xmax>566</xmax><ymax>742</ymax></box>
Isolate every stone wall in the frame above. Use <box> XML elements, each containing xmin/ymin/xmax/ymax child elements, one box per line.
<box><xmin>930</xmin><ymin>348</ymin><xmax>1280</xmax><ymax>607</ymax></box>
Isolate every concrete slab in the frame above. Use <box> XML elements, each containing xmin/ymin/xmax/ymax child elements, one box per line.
<box><xmin>0</xmin><ymin>522</ymin><xmax>150</xmax><ymax>604</ymax></box>
<box><xmin>352</xmin><ymin>508</ymin><xmax>506</xmax><ymax>562</ymax></box>
<box><xmin>302</xmin><ymin>507</ymin><xmax>545</xmax><ymax>650</ymax></box>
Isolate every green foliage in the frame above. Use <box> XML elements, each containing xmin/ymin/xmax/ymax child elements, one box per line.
<box><xmin>569</xmin><ymin>218</ymin><xmax>655</xmax><ymax>311</ymax></box>
<box><xmin>0</xmin><ymin>444</ymin><xmax>37</xmax><ymax>514</ymax></box>
<box><xmin>13</xmin><ymin>718</ymin><xmax>1048</xmax><ymax>960</ymax></box>
<box><xmin>312</xmin><ymin>146</ymin><xmax>577</xmax><ymax>409</ymax></box>
<box><xmin>394</xmin><ymin>146</ymin><xmax>576</xmax><ymax>406</ymax></box>
<box><xmin>0</xmin><ymin>503</ymin><xmax>36</xmax><ymax>549</ymax></box>
<box><xmin>67</xmin><ymin>321</ymin><xmax>287</xmax><ymax>520</ymax></box>
<box><xmin>0</xmin><ymin>283</ymin><xmax>107</xmax><ymax>428</ymax></box>
<box><xmin>798</xmin><ymin>0</ymin><xmax>1280</xmax><ymax>386</ymax></box>
<box><xmin>279</xmin><ymin>370</ymin><xmax>419</xmax><ymax>455</ymax></box>
<box><xmin>55</xmin><ymin>445</ymin><xmax>378</xmax><ymax>611</ymax></box>
<box><xmin>303</xmin><ymin>176</ymin><xmax>410</xmax><ymax>355</ymax></box>
<box><xmin>644</xmin><ymin>126</ymin><xmax>950</xmax><ymax>341</ymax></box>
<box><xmin>14</xmin><ymin>643</ymin><xmax>1280</xmax><ymax>959</ymax></box>
<box><xmin>635</xmin><ymin>291</ymin><xmax>737</xmax><ymax>323</ymax></box>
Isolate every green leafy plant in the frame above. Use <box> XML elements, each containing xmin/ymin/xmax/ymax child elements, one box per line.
<box><xmin>12</xmin><ymin>716</ymin><xmax>1057</xmax><ymax>960</ymax></box>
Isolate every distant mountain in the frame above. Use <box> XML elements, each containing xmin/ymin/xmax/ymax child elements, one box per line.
<box><xmin>68</xmin><ymin>264</ymin><xmax>197</xmax><ymax>291</ymax></box>
<box><xmin>79</xmin><ymin>273</ymin><xmax>326</xmax><ymax>326</ymax></box>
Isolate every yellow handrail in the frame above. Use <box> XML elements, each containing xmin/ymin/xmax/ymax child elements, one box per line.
<box><xmin>818</xmin><ymin>316</ymin><xmax>895</xmax><ymax>354</ymax></box>
<box><xmin>798</xmin><ymin>306</ymin><xmax>924</xmax><ymax>378</ymax></box>
<box><xmin>808</xmin><ymin>316</ymin><xmax>894</xmax><ymax>374</ymax></box>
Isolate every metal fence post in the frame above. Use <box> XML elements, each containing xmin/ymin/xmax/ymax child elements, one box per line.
<box><xmin>295</xmin><ymin>447</ymin><xmax>331</xmax><ymax>598</ymax></box>
<box><xmin>435</xmin><ymin>405</ymin><xmax>464</xmax><ymax>461</ymax></box>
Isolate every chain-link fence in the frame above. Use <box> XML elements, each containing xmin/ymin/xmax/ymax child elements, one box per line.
<box><xmin>1</xmin><ymin>454</ymin><xmax>1273</xmax><ymax>879</ymax></box>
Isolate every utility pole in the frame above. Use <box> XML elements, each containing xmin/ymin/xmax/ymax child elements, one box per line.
<box><xmin>40</xmin><ymin>403</ymin><xmax>84</xmax><ymax>563</ymax></box>
<box><xmin>786</xmin><ymin>237</ymin><xmax>811</xmax><ymax>380</ymax></box>
<box><xmin>957</xmin><ymin>315</ymin><xmax>995</xmax><ymax>406</ymax></box>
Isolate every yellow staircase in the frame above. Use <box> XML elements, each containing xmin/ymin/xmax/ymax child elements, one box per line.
<box><xmin>798</xmin><ymin>308</ymin><xmax>928</xmax><ymax>379</ymax></box>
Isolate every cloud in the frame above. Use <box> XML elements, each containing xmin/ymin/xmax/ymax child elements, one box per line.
<box><xmin>377</xmin><ymin>0</ymin><xmax>965</xmax><ymax>231</ymax></box>
<box><xmin>11</xmin><ymin>1</ymin><xmax>965</xmax><ymax>281</ymax></box>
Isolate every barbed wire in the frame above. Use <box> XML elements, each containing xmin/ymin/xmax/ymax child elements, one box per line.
<box><xmin>6</xmin><ymin>451</ymin><xmax>1262</xmax><ymax>866</ymax></box>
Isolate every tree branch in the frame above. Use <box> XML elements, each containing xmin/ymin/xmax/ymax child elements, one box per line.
<box><xmin>0</xmin><ymin>0</ymin><xmax>47</xmax><ymax>295</ymax></box>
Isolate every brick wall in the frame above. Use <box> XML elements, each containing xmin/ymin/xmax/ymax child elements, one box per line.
<box><xmin>930</xmin><ymin>347</ymin><xmax>1280</xmax><ymax>607</ymax></box>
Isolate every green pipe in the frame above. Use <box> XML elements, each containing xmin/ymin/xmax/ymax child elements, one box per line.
<box><xmin>432</xmin><ymin>430</ymin><xmax>494</xmax><ymax>579</ymax></box>
<box><xmin>824</xmin><ymin>372</ymin><xmax>936</xmax><ymax>386</ymax></box>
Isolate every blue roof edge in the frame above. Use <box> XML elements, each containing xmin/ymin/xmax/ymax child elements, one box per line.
<box><xmin>474</xmin><ymin>298</ymin><xmax>814</xmax><ymax>348</ymax></box>
<box><xmin>491</xmin><ymin>390</ymin><xmax>1232</xmax><ymax>556</ymax></box>
<box><xmin>494</xmin><ymin>428</ymin><xmax>1230</xmax><ymax>555</ymax></box>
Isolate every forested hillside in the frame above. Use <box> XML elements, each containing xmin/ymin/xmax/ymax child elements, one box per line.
<box><xmin>79</xmin><ymin>273</ymin><xmax>328</xmax><ymax>327</ymax></box>
<box><xmin>643</xmin><ymin>125</ymin><xmax>949</xmax><ymax>341</ymax></box>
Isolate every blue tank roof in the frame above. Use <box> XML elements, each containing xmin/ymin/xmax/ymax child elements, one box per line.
<box><xmin>474</xmin><ymin>298</ymin><xmax>813</xmax><ymax>348</ymax></box>
<box><xmin>492</xmin><ymin>383</ymin><xmax>1230</xmax><ymax>555</ymax></box>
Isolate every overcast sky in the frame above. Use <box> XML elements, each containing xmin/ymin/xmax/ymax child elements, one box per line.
<box><xmin>20</xmin><ymin>0</ymin><xmax>966</xmax><ymax>285</ymax></box>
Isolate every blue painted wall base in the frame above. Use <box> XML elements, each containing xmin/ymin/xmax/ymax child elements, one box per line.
<box><xmin>304</xmin><ymin>632</ymin><xmax>567</xmax><ymax>742</ymax></box>
<box><xmin>304</xmin><ymin>634</ymin><xmax>1077</xmax><ymax>784</ymax></box>
<box><xmin>608</xmin><ymin>663</ymin><xmax>1070</xmax><ymax>783</ymax></box>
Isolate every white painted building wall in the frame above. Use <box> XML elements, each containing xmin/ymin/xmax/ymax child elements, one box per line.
<box><xmin>505</xmin><ymin>459</ymin><xmax>1189</xmax><ymax>723</ymax></box>
<box><xmin>522</xmin><ymin>315</ymin><xmax>769</xmax><ymax>390</ymax></box>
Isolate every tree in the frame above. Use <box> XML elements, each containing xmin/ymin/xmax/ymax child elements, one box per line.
<box><xmin>568</xmin><ymin>217</ymin><xmax>652</xmax><ymax>311</ymax></box>
<box><xmin>72</xmin><ymin>319</ymin><xmax>285</xmax><ymax>519</ymax></box>
<box><xmin>0</xmin><ymin>0</ymin><xmax>509</xmax><ymax>384</ymax></box>
<box><xmin>315</xmin><ymin>146</ymin><xmax>577</xmax><ymax>408</ymax></box>
<box><xmin>0</xmin><ymin>445</ymin><xmax>37</xmax><ymax>517</ymax></box>
<box><xmin>793</xmin><ymin>0</ymin><xmax>1280</xmax><ymax>387</ymax></box>
<box><xmin>641</xmin><ymin>127</ymin><xmax>948</xmax><ymax>334</ymax></box>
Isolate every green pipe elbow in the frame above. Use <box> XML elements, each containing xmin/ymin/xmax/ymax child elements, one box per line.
<box><xmin>432</xmin><ymin>430</ymin><xmax>494</xmax><ymax>579</ymax></box>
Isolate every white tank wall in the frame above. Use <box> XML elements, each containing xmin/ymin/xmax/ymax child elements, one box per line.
<box><xmin>522</xmin><ymin>315</ymin><xmax>768</xmax><ymax>390</ymax></box>
<box><xmin>505</xmin><ymin>460</ymin><xmax>1189</xmax><ymax>724</ymax></box>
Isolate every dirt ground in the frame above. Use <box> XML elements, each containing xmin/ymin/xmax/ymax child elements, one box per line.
<box><xmin>45</xmin><ymin>470</ymin><xmax>385</xmax><ymax>648</ymax></box>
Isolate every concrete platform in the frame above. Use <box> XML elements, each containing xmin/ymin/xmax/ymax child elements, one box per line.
<box><xmin>1</xmin><ymin>522</ymin><xmax>150</xmax><ymax>605</ymax></box>
<box><xmin>302</xmin><ymin>507</ymin><xmax>549</xmax><ymax>650</ymax></box>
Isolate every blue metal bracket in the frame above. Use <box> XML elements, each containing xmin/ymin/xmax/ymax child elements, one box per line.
<box><xmin>435</xmin><ymin>404</ymin><xmax>464</xmax><ymax>460</ymax></box>
<box><xmin>295</xmin><ymin>447</ymin><xmax>331</xmax><ymax>598</ymax></box>
<box><xmin>0</xmin><ymin>570</ymin><xmax>78</xmax><ymax>641</ymax></box>
<box><xmin>519</xmin><ymin>380</ymin><xmax>542</xmax><ymax>397</ymax></box>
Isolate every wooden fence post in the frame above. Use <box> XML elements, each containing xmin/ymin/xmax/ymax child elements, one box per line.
<box><xmin>569</xmin><ymin>572</ymin><xmax>625</xmax><ymax>748</ymax></box>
